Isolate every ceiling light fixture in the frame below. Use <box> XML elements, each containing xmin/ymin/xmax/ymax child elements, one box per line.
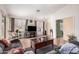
<box><xmin>36</xmin><ymin>10</ymin><xmax>40</xmax><ymax>12</ymax></box>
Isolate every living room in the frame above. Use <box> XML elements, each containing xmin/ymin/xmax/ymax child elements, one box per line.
<box><xmin>0</xmin><ymin>4</ymin><xmax>79</xmax><ymax>54</ymax></box>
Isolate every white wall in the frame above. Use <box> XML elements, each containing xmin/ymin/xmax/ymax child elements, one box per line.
<box><xmin>0</xmin><ymin>5</ymin><xmax>10</xmax><ymax>39</ymax></box>
<box><xmin>0</xmin><ymin>5</ymin><xmax>11</xmax><ymax>39</ymax></box>
<box><xmin>48</xmin><ymin>5</ymin><xmax>79</xmax><ymax>41</ymax></box>
<box><xmin>6</xmin><ymin>16</ymin><xmax>11</xmax><ymax>39</ymax></box>
<box><xmin>0</xmin><ymin>11</ymin><xmax>3</xmax><ymax>39</ymax></box>
<box><xmin>37</xmin><ymin>21</ymin><xmax>43</xmax><ymax>36</ymax></box>
<box><xmin>15</xmin><ymin>19</ymin><xmax>26</xmax><ymax>32</ymax></box>
<box><xmin>46</xmin><ymin>16</ymin><xmax>56</xmax><ymax>39</ymax></box>
<box><xmin>27</xmin><ymin>20</ymin><xmax>36</xmax><ymax>26</ymax></box>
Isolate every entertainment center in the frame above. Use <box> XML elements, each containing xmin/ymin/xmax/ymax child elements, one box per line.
<box><xmin>27</xmin><ymin>26</ymin><xmax>37</xmax><ymax>37</ymax></box>
<box><xmin>24</xmin><ymin>19</ymin><xmax>46</xmax><ymax>38</ymax></box>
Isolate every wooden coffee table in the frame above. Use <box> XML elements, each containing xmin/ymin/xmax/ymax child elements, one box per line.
<box><xmin>34</xmin><ymin>40</ymin><xmax>53</xmax><ymax>53</ymax></box>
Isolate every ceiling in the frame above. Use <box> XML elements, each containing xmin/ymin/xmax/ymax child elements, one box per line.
<box><xmin>2</xmin><ymin>4</ymin><xmax>66</xmax><ymax>19</ymax></box>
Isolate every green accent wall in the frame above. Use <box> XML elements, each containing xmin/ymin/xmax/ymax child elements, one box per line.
<box><xmin>56</xmin><ymin>20</ymin><xmax>63</xmax><ymax>38</ymax></box>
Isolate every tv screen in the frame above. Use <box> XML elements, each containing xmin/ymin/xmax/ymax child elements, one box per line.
<box><xmin>28</xmin><ymin>26</ymin><xmax>36</xmax><ymax>31</ymax></box>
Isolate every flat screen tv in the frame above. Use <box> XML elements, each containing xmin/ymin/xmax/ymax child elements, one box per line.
<box><xmin>28</xmin><ymin>26</ymin><xmax>36</xmax><ymax>31</ymax></box>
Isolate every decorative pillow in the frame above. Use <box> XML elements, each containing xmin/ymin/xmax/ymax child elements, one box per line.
<box><xmin>8</xmin><ymin>48</ymin><xmax>24</xmax><ymax>54</ymax></box>
<box><xmin>2</xmin><ymin>39</ymin><xmax>11</xmax><ymax>47</ymax></box>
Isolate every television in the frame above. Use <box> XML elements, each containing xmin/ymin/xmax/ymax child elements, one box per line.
<box><xmin>28</xmin><ymin>26</ymin><xmax>36</xmax><ymax>31</ymax></box>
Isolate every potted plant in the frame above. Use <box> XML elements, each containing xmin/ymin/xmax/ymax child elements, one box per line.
<box><xmin>68</xmin><ymin>34</ymin><xmax>77</xmax><ymax>42</ymax></box>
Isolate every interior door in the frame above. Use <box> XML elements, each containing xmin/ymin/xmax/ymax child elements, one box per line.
<box><xmin>63</xmin><ymin>17</ymin><xmax>75</xmax><ymax>41</ymax></box>
<box><xmin>56</xmin><ymin>20</ymin><xmax>63</xmax><ymax>38</ymax></box>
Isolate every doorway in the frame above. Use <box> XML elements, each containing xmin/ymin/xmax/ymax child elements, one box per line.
<box><xmin>56</xmin><ymin>17</ymin><xmax>75</xmax><ymax>46</ymax></box>
<box><xmin>56</xmin><ymin>19</ymin><xmax>63</xmax><ymax>46</ymax></box>
<box><xmin>63</xmin><ymin>17</ymin><xmax>75</xmax><ymax>41</ymax></box>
